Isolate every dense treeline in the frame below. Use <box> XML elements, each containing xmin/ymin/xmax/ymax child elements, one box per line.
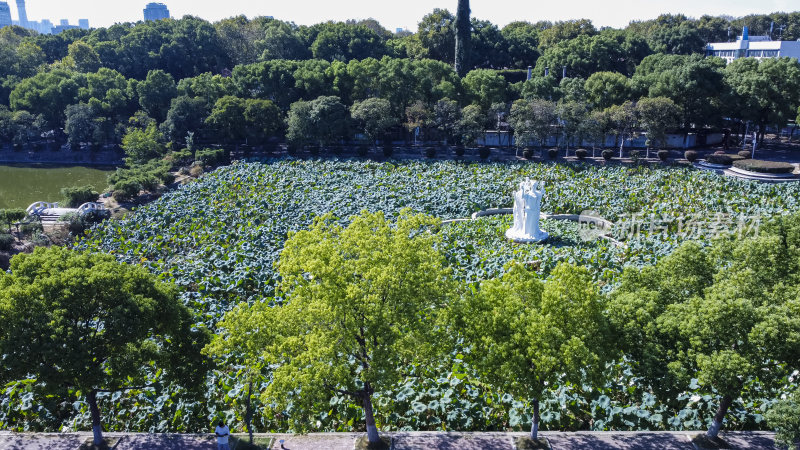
<box><xmin>0</xmin><ymin>11</ymin><xmax>799</xmax><ymax>157</ymax></box>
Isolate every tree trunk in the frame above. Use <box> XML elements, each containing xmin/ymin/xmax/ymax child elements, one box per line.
<box><xmin>87</xmin><ymin>390</ymin><xmax>104</xmax><ymax>446</ymax></box>
<box><xmin>454</xmin><ymin>0</ymin><xmax>471</xmax><ymax>77</ymax></box>
<box><xmin>706</xmin><ymin>395</ymin><xmax>733</xmax><ymax>438</ymax></box>
<box><xmin>362</xmin><ymin>386</ymin><xmax>380</xmax><ymax>444</ymax></box>
<box><xmin>529</xmin><ymin>398</ymin><xmax>541</xmax><ymax>440</ymax></box>
<box><xmin>246</xmin><ymin>380</ymin><xmax>254</xmax><ymax>444</ymax></box>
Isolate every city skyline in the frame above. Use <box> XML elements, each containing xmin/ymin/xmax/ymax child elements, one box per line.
<box><xmin>1</xmin><ymin>0</ymin><xmax>797</xmax><ymax>31</ymax></box>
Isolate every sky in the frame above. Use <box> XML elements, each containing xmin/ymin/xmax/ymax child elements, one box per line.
<box><xmin>10</xmin><ymin>0</ymin><xmax>798</xmax><ymax>30</ymax></box>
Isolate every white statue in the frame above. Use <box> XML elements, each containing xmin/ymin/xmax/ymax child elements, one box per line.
<box><xmin>506</xmin><ymin>179</ymin><xmax>549</xmax><ymax>243</ymax></box>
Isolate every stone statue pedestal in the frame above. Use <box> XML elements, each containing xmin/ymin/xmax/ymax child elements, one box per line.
<box><xmin>506</xmin><ymin>180</ymin><xmax>549</xmax><ymax>243</ymax></box>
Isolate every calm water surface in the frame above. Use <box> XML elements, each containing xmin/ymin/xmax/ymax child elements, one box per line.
<box><xmin>0</xmin><ymin>165</ymin><xmax>114</xmax><ymax>209</ymax></box>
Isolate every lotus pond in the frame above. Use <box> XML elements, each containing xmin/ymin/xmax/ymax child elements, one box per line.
<box><xmin>6</xmin><ymin>158</ymin><xmax>799</xmax><ymax>435</ymax></box>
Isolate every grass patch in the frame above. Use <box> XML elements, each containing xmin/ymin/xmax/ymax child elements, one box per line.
<box><xmin>513</xmin><ymin>436</ymin><xmax>551</xmax><ymax>449</ymax></box>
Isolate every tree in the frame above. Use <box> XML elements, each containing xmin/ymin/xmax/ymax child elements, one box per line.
<box><xmin>453</xmin><ymin>263</ymin><xmax>610</xmax><ymax>441</ymax></box>
<box><xmin>537</xmin><ymin>19</ymin><xmax>597</xmax><ymax>52</ymax></box>
<box><xmin>205</xmin><ymin>95</ymin><xmax>247</xmax><ymax>143</ymax></box>
<box><xmin>310</xmin><ymin>23</ymin><xmax>386</xmax><ymax>62</ymax></box>
<box><xmin>556</xmin><ymin>100</ymin><xmax>588</xmax><ymax>153</ymax></box>
<box><xmin>501</xmin><ymin>22</ymin><xmax>541</xmax><ymax>69</ymax></box>
<box><xmin>286</xmin><ymin>95</ymin><xmax>349</xmax><ymax>148</ymax></box>
<box><xmin>609</xmin><ymin>215</ymin><xmax>800</xmax><ymax>439</ymax></box>
<box><xmin>0</xmin><ymin>247</ymin><xmax>205</xmax><ymax>446</ymax></box>
<box><xmin>458</xmin><ymin>104</ymin><xmax>485</xmax><ymax>147</ymax></box>
<box><xmin>64</xmin><ymin>41</ymin><xmax>101</xmax><ymax>73</ymax></box>
<box><xmin>351</xmin><ymin>97</ymin><xmax>397</xmax><ymax>146</ymax></box>
<box><xmin>725</xmin><ymin>57</ymin><xmax>800</xmax><ymax>143</ymax></box>
<box><xmin>584</xmin><ymin>72</ymin><xmax>631</xmax><ymax>110</ymax></box>
<box><xmin>64</xmin><ymin>103</ymin><xmax>101</xmax><ymax>147</ymax></box>
<box><xmin>121</xmin><ymin>122</ymin><xmax>166</xmax><ymax>164</ymax></box>
<box><xmin>137</xmin><ymin>69</ymin><xmax>177</xmax><ymax>123</ymax></box>
<box><xmin>509</xmin><ymin>98</ymin><xmax>556</xmax><ymax>150</ymax></box>
<box><xmin>161</xmin><ymin>95</ymin><xmax>210</xmax><ymax>145</ymax></box>
<box><xmin>433</xmin><ymin>98</ymin><xmax>461</xmax><ymax>145</ymax></box>
<box><xmin>636</xmin><ymin>96</ymin><xmax>680</xmax><ymax>156</ymax></box>
<box><xmin>454</xmin><ymin>0</ymin><xmax>471</xmax><ymax>77</ymax></box>
<box><xmin>607</xmin><ymin>100</ymin><xmax>638</xmax><ymax>157</ymax></box>
<box><xmin>462</xmin><ymin>69</ymin><xmax>507</xmax><ymax>110</ymax></box>
<box><xmin>9</xmin><ymin>68</ymin><xmax>83</xmax><ymax>129</ymax></box>
<box><xmin>412</xmin><ymin>9</ymin><xmax>455</xmax><ymax>63</ymax></box>
<box><xmin>206</xmin><ymin>211</ymin><xmax>453</xmax><ymax>445</ymax></box>
<box><xmin>243</xmin><ymin>98</ymin><xmax>283</xmax><ymax>144</ymax></box>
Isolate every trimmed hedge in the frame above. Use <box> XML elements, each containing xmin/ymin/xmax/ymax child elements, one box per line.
<box><xmin>479</xmin><ymin>147</ymin><xmax>490</xmax><ymax>159</ymax></box>
<box><xmin>548</xmin><ymin>148</ymin><xmax>558</xmax><ymax>159</ymax></box>
<box><xmin>733</xmin><ymin>159</ymin><xmax>796</xmax><ymax>174</ymax></box>
<box><xmin>522</xmin><ymin>148</ymin><xmax>533</xmax><ymax>159</ymax></box>
<box><xmin>684</xmin><ymin>150</ymin><xmax>698</xmax><ymax>162</ymax></box>
<box><xmin>737</xmin><ymin>151</ymin><xmax>751</xmax><ymax>159</ymax></box>
<box><xmin>706</xmin><ymin>154</ymin><xmax>733</xmax><ymax>165</ymax></box>
<box><xmin>602</xmin><ymin>149</ymin><xmax>614</xmax><ymax>160</ymax></box>
<box><xmin>195</xmin><ymin>148</ymin><xmax>226</xmax><ymax>166</ymax></box>
<box><xmin>657</xmin><ymin>150</ymin><xmax>669</xmax><ymax>161</ymax></box>
<box><xmin>575</xmin><ymin>149</ymin><xmax>588</xmax><ymax>159</ymax></box>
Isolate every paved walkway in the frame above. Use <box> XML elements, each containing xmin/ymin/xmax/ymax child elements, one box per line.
<box><xmin>0</xmin><ymin>431</ymin><xmax>780</xmax><ymax>449</ymax></box>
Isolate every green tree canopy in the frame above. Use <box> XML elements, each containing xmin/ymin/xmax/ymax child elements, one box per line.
<box><xmin>206</xmin><ymin>210</ymin><xmax>454</xmax><ymax>445</ymax></box>
<box><xmin>609</xmin><ymin>215</ymin><xmax>800</xmax><ymax>438</ymax></box>
<box><xmin>351</xmin><ymin>97</ymin><xmax>397</xmax><ymax>145</ymax></box>
<box><xmin>0</xmin><ymin>247</ymin><xmax>206</xmax><ymax>446</ymax></box>
<box><xmin>453</xmin><ymin>263</ymin><xmax>610</xmax><ymax>440</ymax></box>
<box><xmin>137</xmin><ymin>69</ymin><xmax>177</xmax><ymax>123</ymax></box>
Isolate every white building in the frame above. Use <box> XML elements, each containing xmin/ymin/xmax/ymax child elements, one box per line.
<box><xmin>706</xmin><ymin>26</ymin><xmax>800</xmax><ymax>64</ymax></box>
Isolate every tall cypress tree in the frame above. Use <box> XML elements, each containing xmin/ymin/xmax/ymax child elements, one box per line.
<box><xmin>454</xmin><ymin>0</ymin><xmax>471</xmax><ymax>77</ymax></box>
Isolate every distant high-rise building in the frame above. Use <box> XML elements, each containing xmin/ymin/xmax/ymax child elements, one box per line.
<box><xmin>39</xmin><ymin>18</ymin><xmax>53</xmax><ymax>33</ymax></box>
<box><xmin>78</xmin><ymin>18</ymin><xmax>89</xmax><ymax>29</ymax></box>
<box><xmin>15</xmin><ymin>0</ymin><xmax>26</xmax><ymax>28</ymax></box>
<box><xmin>143</xmin><ymin>2</ymin><xmax>169</xmax><ymax>21</ymax></box>
<box><xmin>0</xmin><ymin>2</ymin><xmax>11</xmax><ymax>28</ymax></box>
<box><xmin>59</xmin><ymin>18</ymin><xmax>68</xmax><ymax>26</ymax></box>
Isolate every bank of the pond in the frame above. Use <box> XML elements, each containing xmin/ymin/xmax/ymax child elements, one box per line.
<box><xmin>0</xmin><ymin>165</ymin><xmax>114</xmax><ymax>209</ymax></box>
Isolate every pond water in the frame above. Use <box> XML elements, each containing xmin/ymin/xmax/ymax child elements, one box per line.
<box><xmin>0</xmin><ymin>165</ymin><xmax>114</xmax><ymax>209</ymax></box>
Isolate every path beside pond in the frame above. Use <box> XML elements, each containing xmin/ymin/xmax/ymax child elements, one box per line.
<box><xmin>0</xmin><ymin>430</ymin><xmax>779</xmax><ymax>449</ymax></box>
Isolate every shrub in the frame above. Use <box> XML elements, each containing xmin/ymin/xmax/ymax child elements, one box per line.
<box><xmin>479</xmin><ymin>147</ymin><xmax>490</xmax><ymax>160</ymax></box>
<box><xmin>714</xmin><ymin>150</ymin><xmax>726</xmax><ymax>155</ymax></box>
<box><xmin>602</xmin><ymin>149</ymin><xmax>613</xmax><ymax>160</ymax></box>
<box><xmin>733</xmin><ymin>159</ymin><xmax>796</xmax><ymax>174</ymax></box>
<box><xmin>685</xmin><ymin>150</ymin><xmax>698</xmax><ymax>162</ymax></box>
<box><xmin>190</xmin><ymin>164</ymin><xmax>205</xmax><ymax>177</ymax></box>
<box><xmin>0</xmin><ymin>209</ymin><xmax>26</xmax><ymax>232</ymax></box>
<box><xmin>766</xmin><ymin>387</ymin><xmax>800</xmax><ymax>449</ymax></box>
<box><xmin>728</xmin><ymin>154</ymin><xmax>746</xmax><ymax>162</ymax></box>
<box><xmin>195</xmin><ymin>148</ymin><xmax>225</xmax><ymax>166</ymax></box>
<box><xmin>0</xmin><ymin>233</ymin><xmax>13</xmax><ymax>251</ymax></box>
<box><xmin>706</xmin><ymin>153</ymin><xmax>733</xmax><ymax>165</ymax></box>
<box><xmin>575</xmin><ymin>149</ymin><xmax>588</xmax><ymax>159</ymax></box>
<box><xmin>454</xmin><ymin>146</ymin><xmax>465</xmax><ymax>157</ymax></box>
<box><xmin>522</xmin><ymin>148</ymin><xmax>534</xmax><ymax>159</ymax></box>
<box><xmin>425</xmin><ymin>147</ymin><xmax>436</xmax><ymax>158</ymax></box>
<box><xmin>658</xmin><ymin>150</ymin><xmax>669</xmax><ymax>161</ymax></box>
<box><xmin>20</xmin><ymin>221</ymin><xmax>42</xmax><ymax>236</ymax></box>
<box><xmin>630</xmin><ymin>150</ymin><xmax>640</xmax><ymax>165</ymax></box>
<box><xmin>112</xmin><ymin>179</ymin><xmax>141</xmax><ymax>202</ymax></box>
<box><xmin>382</xmin><ymin>143</ymin><xmax>393</xmax><ymax>157</ymax></box>
<box><xmin>61</xmin><ymin>185</ymin><xmax>98</xmax><ymax>208</ymax></box>
<box><xmin>357</xmin><ymin>146</ymin><xmax>368</xmax><ymax>157</ymax></box>
<box><xmin>548</xmin><ymin>148</ymin><xmax>558</xmax><ymax>159</ymax></box>
<box><xmin>737</xmin><ymin>151</ymin><xmax>751</xmax><ymax>159</ymax></box>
